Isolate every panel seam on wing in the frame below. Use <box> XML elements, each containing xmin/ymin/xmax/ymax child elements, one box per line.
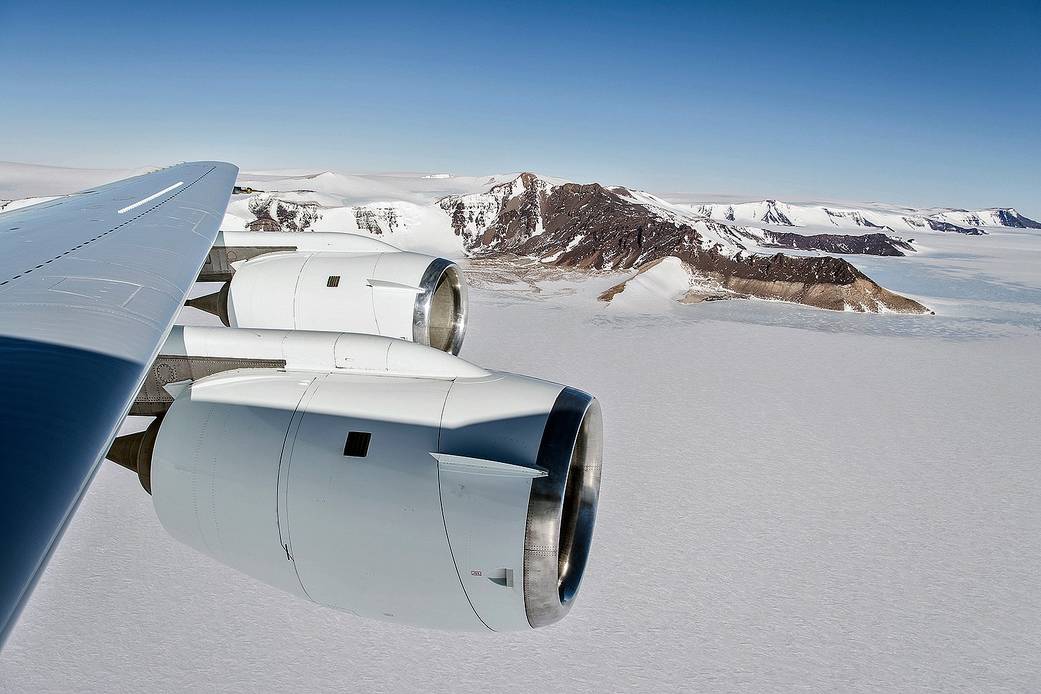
<box><xmin>0</xmin><ymin>165</ymin><xmax>217</xmax><ymax>288</ymax></box>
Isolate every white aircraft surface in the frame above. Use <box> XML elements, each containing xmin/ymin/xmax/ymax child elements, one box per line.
<box><xmin>0</xmin><ymin>162</ymin><xmax>603</xmax><ymax>645</ymax></box>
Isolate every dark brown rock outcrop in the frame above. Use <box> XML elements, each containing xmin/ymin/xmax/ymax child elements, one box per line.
<box><xmin>441</xmin><ymin>175</ymin><xmax>929</xmax><ymax>314</ymax></box>
<box><xmin>763</xmin><ymin>231</ymin><xmax>915</xmax><ymax>256</ymax></box>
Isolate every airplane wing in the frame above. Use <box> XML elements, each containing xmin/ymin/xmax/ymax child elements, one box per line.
<box><xmin>0</xmin><ymin>162</ymin><xmax>238</xmax><ymax>644</ymax></box>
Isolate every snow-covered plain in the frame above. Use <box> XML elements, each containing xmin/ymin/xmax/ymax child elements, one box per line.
<box><xmin>1</xmin><ymin>164</ymin><xmax>1040</xmax><ymax>692</ymax></box>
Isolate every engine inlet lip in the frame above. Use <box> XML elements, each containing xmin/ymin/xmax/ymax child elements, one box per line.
<box><xmin>523</xmin><ymin>387</ymin><xmax>603</xmax><ymax>628</ymax></box>
<box><xmin>412</xmin><ymin>258</ymin><xmax>467</xmax><ymax>355</ymax></box>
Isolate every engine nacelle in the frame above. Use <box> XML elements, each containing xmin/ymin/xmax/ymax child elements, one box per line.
<box><xmin>191</xmin><ymin>249</ymin><xmax>467</xmax><ymax>354</ymax></box>
<box><xmin>144</xmin><ymin>339</ymin><xmax>602</xmax><ymax>631</ymax></box>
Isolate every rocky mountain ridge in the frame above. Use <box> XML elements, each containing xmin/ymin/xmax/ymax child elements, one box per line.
<box><xmin>437</xmin><ymin>176</ymin><xmax>929</xmax><ymax>313</ymax></box>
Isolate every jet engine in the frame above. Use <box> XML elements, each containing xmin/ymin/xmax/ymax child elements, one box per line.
<box><xmin>111</xmin><ymin>327</ymin><xmax>602</xmax><ymax>631</ymax></box>
<box><xmin>189</xmin><ymin>236</ymin><xmax>467</xmax><ymax>354</ymax></box>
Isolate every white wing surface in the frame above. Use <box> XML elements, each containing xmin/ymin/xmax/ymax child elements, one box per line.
<box><xmin>0</xmin><ymin>161</ymin><xmax>237</xmax><ymax>644</ymax></box>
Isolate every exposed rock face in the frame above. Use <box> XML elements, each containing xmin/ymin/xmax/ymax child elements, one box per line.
<box><xmin>694</xmin><ymin>201</ymin><xmax>796</xmax><ymax>225</ymax></box>
<box><xmin>354</xmin><ymin>206</ymin><xmax>401</xmax><ymax>235</ymax></box>
<box><xmin>759</xmin><ymin>200</ymin><xmax>795</xmax><ymax>225</ymax></box>
<box><xmin>929</xmin><ymin>207</ymin><xmax>1041</xmax><ymax>230</ymax></box>
<box><xmin>903</xmin><ymin>217</ymin><xmax>986</xmax><ymax>236</ymax></box>
<box><xmin>243</xmin><ymin>194</ymin><xmax>407</xmax><ymax>237</ymax></box>
<box><xmin>600</xmin><ymin>255</ymin><xmax>926</xmax><ymax>313</ymax></box>
<box><xmin>440</xmin><ymin>175</ymin><xmax>929</xmax><ymax>314</ymax></box>
<box><xmin>440</xmin><ymin>172</ymin><xmax>555</xmax><ymax>249</ymax></box>
<box><xmin>825</xmin><ymin>209</ymin><xmax>882</xmax><ymax>228</ymax></box>
<box><xmin>764</xmin><ymin>231</ymin><xmax>915</xmax><ymax>256</ymax></box>
<box><xmin>247</xmin><ymin>195</ymin><xmax>322</xmax><ymax>232</ymax></box>
<box><xmin>715</xmin><ymin>259</ymin><xmax>926</xmax><ymax>313</ymax></box>
<box><xmin>989</xmin><ymin>209</ymin><xmax>1041</xmax><ymax>229</ymax></box>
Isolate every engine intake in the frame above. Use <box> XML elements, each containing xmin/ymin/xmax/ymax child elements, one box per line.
<box><xmin>525</xmin><ymin>387</ymin><xmax>603</xmax><ymax>627</ymax></box>
<box><xmin>414</xmin><ymin>258</ymin><xmax>466</xmax><ymax>354</ymax></box>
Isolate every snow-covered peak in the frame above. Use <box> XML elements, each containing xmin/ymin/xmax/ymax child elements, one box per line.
<box><xmin>928</xmin><ymin>207</ymin><xmax>1041</xmax><ymax>230</ymax></box>
<box><xmin>438</xmin><ymin>172</ymin><xmax>561</xmax><ymax>250</ymax></box>
<box><xmin>687</xmin><ymin>198</ymin><xmax>1041</xmax><ymax>234</ymax></box>
<box><xmin>488</xmin><ymin>172</ymin><xmax>558</xmax><ymax>203</ymax></box>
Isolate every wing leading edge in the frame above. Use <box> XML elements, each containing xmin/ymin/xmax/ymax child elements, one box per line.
<box><xmin>0</xmin><ymin>162</ymin><xmax>238</xmax><ymax>645</ymax></box>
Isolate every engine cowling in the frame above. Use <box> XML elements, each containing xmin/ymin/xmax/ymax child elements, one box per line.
<box><xmin>191</xmin><ymin>250</ymin><xmax>467</xmax><ymax>354</ymax></box>
<box><xmin>141</xmin><ymin>339</ymin><xmax>602</xmax><ymax>631</ymax></box>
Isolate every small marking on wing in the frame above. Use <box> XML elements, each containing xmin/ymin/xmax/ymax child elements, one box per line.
<box><xmin>117</xmin><ymin>181</ymin><xmax>184</xmax><ymax>214</ymax></box>
<box><xmin>0</xmin><ymin>169</ymin><xmax>213</xmax><ymax>288</ymax></box>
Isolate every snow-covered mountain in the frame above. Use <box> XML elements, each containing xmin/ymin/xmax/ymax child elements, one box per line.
<box><xmin>928</xmin><ymin>207</ymin><xmax>1041</xmax><ymax>230</ymax></box>
<box><xmin>5</xmin><ymin>162</ymin><xmax>1037</xmax><ymax>315</ymax></box>
<box><xmin>438</xmin><ymin>177</ymin><xmax>918</xmax><ymax>260</ymax></box>
<box><xmin>434</xmin><ymin>175</ymin><xmax>930</xmax><ymax>313</ymax></box>
<box><xmin>691</xmin><ymin>200</ymin><xmax>1041</xmax><ymax>235</ymax></box>
<box><xmin>221</xmin><ymin>171</ymin><xmax>478</xmax><ymax>257</ymax></box>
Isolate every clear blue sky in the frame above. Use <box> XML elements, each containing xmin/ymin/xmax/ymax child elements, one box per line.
<box><xmin>0</xmin><ymin>0</ymin><xmax>1038</xmax><ymax>214</ymax></box>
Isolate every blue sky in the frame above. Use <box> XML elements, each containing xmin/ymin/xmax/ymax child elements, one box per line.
<box><xmin>0</xmin><ymin>0</ymin><xmax>1038</xmax><ymax>214</ymax></box>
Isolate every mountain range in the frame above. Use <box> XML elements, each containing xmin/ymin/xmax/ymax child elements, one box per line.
<box><xmin>692</xmin><ymin>200</ymin><xmax>1041</xmax><ymax>235</ymax></box>
<box><xmin>220</xmin><ymin>170</ymin><xmax>1038</xmax><ymax>314</ymax></box>
<box><xmin>4</xmin><ymin>162</ymin><xmax>1038</xmax><ymax>315</ymax></box>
